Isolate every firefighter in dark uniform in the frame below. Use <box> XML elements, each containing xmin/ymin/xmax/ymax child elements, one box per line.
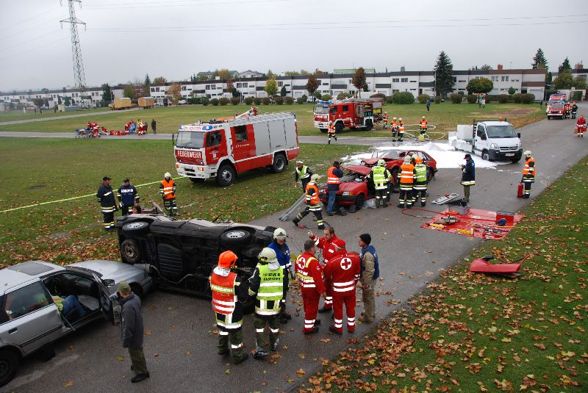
<box><xmin>96</xmin><ymin>176</ymin><xmax>117</xmax><ymax>230</ymax></box>
<box><xmin>117</xmin><ymin>178</ymin><xmax>139</xmax><ymax>216</ymax></box>
<box><xmin>294</xmin><ymin>160</ymin><xmax>313</xmax><ymax>192</ymax></box>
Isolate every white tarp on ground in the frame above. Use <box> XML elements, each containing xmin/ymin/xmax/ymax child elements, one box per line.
<box><xmin>342</xmin><ymin>141</ymin><xmax>509</xmax><ymax>169</ymax></box>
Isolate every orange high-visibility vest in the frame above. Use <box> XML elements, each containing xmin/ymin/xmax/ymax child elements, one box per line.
<box><xmin>161</xmin><ymin>179</ymin><xmax>175</xmax><ymax>200</ymax></box>
<box><xmin>305</xmin><ymin>183</ymin><xmax>320</xmax><ymax>205</ymax></box>
<box><xmin>420</xmin><ymin>120</ymin><xmax>428</xmax><ymax>129</ymax></box>
<box><xmin>209</xmin><ymin>271</ymin><xmax>238</xmax><ymax>315</ymax></box>
<box><xmin>399</xmin><ymin>163</ymin><xmax>415</xmax><ymax>184</ymax></box>
<box><xmin>522</xmin><ymin>157</ymin><xmax>535</xmax><ymax>177</ymax></box>
<box><xmin>327</xmin><ymin>166</ymin><xmax>341</xmax><ymax>185</ymax></box>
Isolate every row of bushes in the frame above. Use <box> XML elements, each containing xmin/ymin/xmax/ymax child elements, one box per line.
<box><xmin>448</xmin><ymin>92</ymin><xmax>535</xmax><ymax>104</ymax></box>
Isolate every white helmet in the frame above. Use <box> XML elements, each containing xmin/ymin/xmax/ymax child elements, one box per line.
<box><xmin>399</xmin><ymin>117</ymin><xmax>403</xmax><ymax>121</ymax></box>
<box><xmin>404</xmin><ymin>156</ymin><xmax>411</xmax><ymax>164</ymax></box>
<box><xmin>258</xmin><ymin>247</ymin><xmax>277</xmax><ymax>264</ymax></box>
<box><xmin>377</xmin><ymin>159</ymin><xmax>386</xmax><ymax>167</ymax></box>
<box><xmin>310</xmin><ymin>174</ymin><xmax>321</xmax><ymax>182</ymax></box>
<box><xmin>524</xmin><ymin>150</ymin><xmax>532</xmax><ymax>157</ymax></box>
<box><xmin>164</xmin><ymin>172</ymin><xmax>172</xmax><ymax>179</ymax></box>
<box><xmin>273</xmin><ymin>227</ymin><xmax>287</xmax><ymax>240</ymax></box>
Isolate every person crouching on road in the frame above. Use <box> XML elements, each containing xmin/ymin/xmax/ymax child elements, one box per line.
<box><xmin>461</xmin><ymin>154</ymin><xmax>476</xmax><ymax>204</ymax></box>
<box><xmin>413</xmin><ymin>156</ymin><xmax>429</xmax><ymax>207</ymax></box>
<box><xmin>210</xmin><ymin>251</ymin><xmax>249</xmax><ymax>364</ymax></box>
<box><xmin>358</xmin><ymin>234</ymin><xmax>379</xmax><ymax>324</ymax></box>
<box><xmin>295</xmin><ymin>240</ymin><xmax>326</xmax><ymax>335</ymax></box>
<box><xmin>160</xmin><ymin>172</ymin><xmax>178</xmax><ymax>216</ymax></box>
<box><xmin>117</xmin><ymin>281</ymin><xmax>150</xmax><ymax>383</ymax></box>
<box><xmin>293</xmin><ymin>174</ymin><xmax>325</xmax><ymax>229</ymax></box>
<box><xmin>248</xmin><ymin>248</ymin><xmax>287</xmax><ymax>360</ymax></box>
<box><xmin>118</xmin><ymin>178</ymin><xmax>139</xmax><ymax>216</ymax></box>
<box><xmin>521</xmin><ymin>150</ymin><xmax>535</xmax><ymax>198</ymax></box>
<box><xmin>97</xmin><ymin>176</ymin><xmax>117</xmax><ymax>230</ymax></box>
<box><xmin>268</xmin><ymin>228</ymin><xmax>294</xmax><ymax>323</ymax></box>
<box><xmin>294</xmin><ymin>160</ymin><xmax>313</xmax><ymax>192</ymax></box>
<box><xmin>323</xmin><ymin>248</ymin><xmax>361</xmax><ymax>335</ymax></box>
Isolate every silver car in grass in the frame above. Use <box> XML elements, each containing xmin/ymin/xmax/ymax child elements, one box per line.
<box><xmin>0</xmin><ymin>260</ymin><xmax>152</xmax><ymax>386</ymax></box>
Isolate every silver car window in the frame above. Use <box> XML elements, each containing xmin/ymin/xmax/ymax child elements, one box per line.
<box><xmin>5</xmin><ymin>282</ymin><xmax>51</xmax><ymax>320</ymax></box>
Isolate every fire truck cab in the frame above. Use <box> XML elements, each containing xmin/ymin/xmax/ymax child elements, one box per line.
<box><xmin>174</xmin><ymin>112</ymin><xmax>300</xmax><ymax>187</ymax></box>
<box><xmin>316</xmin><ymin>99</ymin><xmax>375</xmax><ymax>133</ymax></box>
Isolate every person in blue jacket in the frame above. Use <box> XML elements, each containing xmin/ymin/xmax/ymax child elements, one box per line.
<box><xmin>117</xmin><ymin>178</ymin><xmax>139</xmax><ymax>216</ymax></box>
<box><xmin>267</xmin><ymin>228</ymin><xmax>294</xmax><ymax>323</ymax></box>
<box><xmin>460</xmin><ymin>154</ymin><xmax>476</xmax><ymax>203</ymax></box>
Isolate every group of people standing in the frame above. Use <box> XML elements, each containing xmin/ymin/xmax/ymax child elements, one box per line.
<box><xmin>209</xmin><ymin>226</ymin><xmax>379</xmax><ymax>364</ymax></box>
<box><xmin>124</xmin><ymin>119</ymin><xmax>157</xmax><ymax>135</ymax></box>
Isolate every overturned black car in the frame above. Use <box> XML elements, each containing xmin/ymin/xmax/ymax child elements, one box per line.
<box><xmin>116</xmin><ymin>214</ymin><xmax>275</xmax><ymax>297</ymax></box>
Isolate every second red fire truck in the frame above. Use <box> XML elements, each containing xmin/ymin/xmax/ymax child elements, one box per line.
<box><xmin>314</xmin><ymin>99</ymin><xmax>381</xmax><ymax>133</ymax></box>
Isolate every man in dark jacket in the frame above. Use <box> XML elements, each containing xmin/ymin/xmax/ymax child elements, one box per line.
<box><xmin>117</xmin><ymin>178</ymin><xmax>139</xmax><ymax>216</ymax></box>
<box><xmin>461</xmin><ymin>154</ymin><xmax>476</xmax><ymax>203</ymax></box>
<box><xmin>151</xmin><ymin>119</ymin><xmax>157</xmax><ymax>134</ymax></box>
<box><xmin>118</xmin><ymin>282</ymin><xmax>149</xmax><ymax>383</ymax></box>
<box><xmin>97</xmin><ymin>176</ymin><xmax>117</xmax><ymax>230</ymax></box>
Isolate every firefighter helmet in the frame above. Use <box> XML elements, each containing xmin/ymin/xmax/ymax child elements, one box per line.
<box><xmin>399</xmin><ymin>117</ymin><xmax>403</xmax><ymax>122</ymax></box>
<box><xmin>218</xmin><ymin>250</ymin><xmax>238</xmax><ymax>269</ymax></box>
<box><xmin>404</xmin><ymin>156</ymin><xmax>412</xmax><ymax>164</ymax></box>
<box><xmin>524</xmin><ymin>150</ymin><xmax>532</xmax><ymax>157</ymax></box>
<box><xmin>377</xmin><ymin>159</ymin><xmax>386</xmax><ymax>167</ymax></box>
<box><xmin>258</xmin><ymin>247</ymin><xmax>277</xmax><ymax>264</ymax></box>
<box><xmin>273</xmin><ymin>227</ymin><xmax>287</xmax><ymax>240</ymax></box>
<box><xmin>415</xmin><ymin>156</ymin><xmax>423</xmax><ymax>164</ymax></box>
<box><xmin>392</xmin><ymin>117</ymin><xmax>397</xmax><ymax>120</ymax></box>
<box><xmin>164</xmin><ymin>172</ymin><xmax>172</xmax><ymax>179</ymax></box>
<box><xmin>310</xmin><ymin>174</ymin><xmax>321</xmax><ymax>182</ymax></box>
<box><xmin>422</xmin><ymin>116</ymin><xmax>426</xmax><ymax>119</ymax></box>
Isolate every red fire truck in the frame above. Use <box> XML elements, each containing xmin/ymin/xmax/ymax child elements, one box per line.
<box><xmin>314</xmin><ymin>99</ymin><xmax>377</xmax><ymax>133</ymax></box>
<box><xmin>174</xmin><ymin>112</ymin><xmax>300</xmax><ymax>186</ymax></box>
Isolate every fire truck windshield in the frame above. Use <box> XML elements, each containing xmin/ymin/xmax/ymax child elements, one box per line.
<box><xmin>176</xmin><ymin>131</ymin><xmax>204</xmax><ymax>148</ymax></box>
<box><xmin>313</xmin><ymin>104</ymin><xmax>329</xmax><ymax>114</ymax></box>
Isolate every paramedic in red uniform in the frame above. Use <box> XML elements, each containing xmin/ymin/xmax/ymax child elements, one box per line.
<box><xmin>323</xmin><ymin>250</ymin><xmax>361</xmax><ymax>335</ymax></box>
<box><xmin>308</xmin><ymin>227</ymin><xmax>346</xmax><ymax>313</ymax></box>
<box><xmin>295</xmin><ymin>240</ymin><xmax>326</xmax><ymax>335</ymax></box>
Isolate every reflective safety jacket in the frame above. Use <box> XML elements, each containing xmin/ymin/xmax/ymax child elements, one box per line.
<box><xmin>327</xmin><ymin>166</ymin><xmax>341</xmax><ymax>185</ymax></box>
<box><xmin>305</xmin><ymin>182</ymin><xmax>320</xmax><ymax>206</ymax></box>
<box><xmin>414</xmin><ymin>163</ymin><xmax>428</xmax><ymax>183</ymax></box>
<box><xmin>295</xmin><ymin>252</ymin><xmax>325</xmax><ymax>293</ymax></box>
<box><xmin>399</xmin><ymin>163</ymin><xmax>415</xmax><ymax>184</ymax></box>
<box><xmin>118</xmin><ymin>184</ymin><xmax>139</xmax><ymax>206</ymax></box>
<box><xmin>160</xmin><ymin>179</ymin><xmax>176</xmax><ymax>200</ymax></box>
<box><xmin>295</xmin><ymin>165</ymin><xmax>311</xmax><ymax>182</ymax></box>
<box><xmin>371</xmin><ymin>166</ymin><xmax>391</xmax><ymax>190</ymax></box>
<box><xmin>398</xmin><ymin>123</ymin><xmax>405</xmax><ymax>133</ymax></box>
<box><xmin>323</xmin><ymin>253</ymin><xmax>361</xmax><ymax>294</ymax></box>
<box><xmin>312</xmin><ymin>234</ymin><xmax>347</xmax><ymax>265</ymax></box>
<box><xmin>522</xmin><ymin>157</ymin><xmax>535</xmax><ymax>178</ymax></box>
<box><xmin>420</xmin><ymin>120</ymin><xmax>428</xmax><ymax>129</ymax></box>
<box><xmin>97</xmin><ymin>184</ymin><xmax>116</xmax><ymax>212</ymax></box>
<box><xmin>248</xmin><ymin>262</ymin><xmax>286</xmax><ymax>316</ymax></box>
<box><xmin>210</xmin><ymin>269</ymin><xmax>239</xmax><ymax>315</ymax></box>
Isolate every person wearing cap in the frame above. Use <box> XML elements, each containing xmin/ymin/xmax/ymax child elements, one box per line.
<box><xmin>210</xmin><ymin>251</ymin><xmax>249</xmax><ymax>364</ymax></box>
<box><xmin>96</xmin><ymin>176</ymin><xmax>117</xmax><ymax>230</ymax></box>
<box><xmin>326</xmin><ymin>161</ymin><xmax>345</xmax><ymax>216</ymax></box>
<box><xmin>248</xmin><ymin>247</ymin><xmax>287</xmax><ymax>359</ymax></box>
<box><xmin>117</xmin><ymin>178</ymin><xmax>139</xmax><ymax>216</ymax></box>
<box><xmin>461</xmin><ymin>154</ymin><xmax>476</xmax><ymax>203</ymax></box>
<box><xmin>293</xmin><ymin>174</ymin><xmax>325</xmax><ymax>229</ymax></box>
<box><xmin>521</xmin><ymin>150</ymin><xmax>535</xmax><ymax>198</ymax></box>
<box><xmin>117</xmin><ymin>281</ymin><xmax>149</xmax><ymax>383</ymax></box>
<box><xmin>159</xmin><ymin>172</ymin><xmax>178</xmax><ymax>216</ymax></box>
<box><xmin>294</xmin><ymin>160</ymin><xmax>313</xmax><ymax>192</ymax></box>
<box><xmin>358</xmin><ymin>234</ymin><xmax>379</xmax><ymax>323</ymax></box>
<box><xmin>267</xmin><ymin>228</ymin><xmax>294</xmax><ymax>323</ymax></box>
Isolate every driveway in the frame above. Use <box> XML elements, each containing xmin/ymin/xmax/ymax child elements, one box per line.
<box><xmin>2</xmin><ymin>113</ymin><xmax>586</xmax><ymax>393</ymax></box>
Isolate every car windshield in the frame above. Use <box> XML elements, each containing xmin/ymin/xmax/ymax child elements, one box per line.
<box><xmin>549</xmin><ymin>102</ymin><xmax>564</xmax><ymax>109</ymax></box>
<box><xmin>342</xmin><ymin>171</ymin><xmax>362</xmax><ymax>182</ymax></box>
<box><xmin>176</xmin><ymin>131</ymin><xmax>204</xmax><ymax>148</ymax></box>
<box><xmin>373</xmin><ymin>149</ymin><xmax>401</xmax><ymax>159</ymax></box>
<box><xmin>486</xmin><ymin>125</ymin><xmax>518</xmax><ymax>138</ymax></box>
<box><xmin>314</xmin><ymin>104</ymin><xmax>329</xmax><ymax>114</ymax></box>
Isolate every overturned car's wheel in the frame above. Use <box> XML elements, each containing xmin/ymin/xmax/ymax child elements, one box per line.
<box><xmin>0</xmin><ymin>349</ymin><xmax>19</xmax><ymax>387</ymax></box>
<box><xmin>220</xmin><ymin>228</ymin><xmax>252</xmax><ymax>248</ymax></box>
<box><xmin>122</xmin><ymin>221</ymin><xmax>149</xmax><ymax>235</ymax></box>
<box><xmin>121</xmin><ymin>239</ymin><xmax>141</xmax><ymax>264</ymax></box>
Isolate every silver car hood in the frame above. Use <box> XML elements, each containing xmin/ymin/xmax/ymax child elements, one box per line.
<box><xmin>68</xmin><ymin>260</ymin><xmax>146</xmax><ymax>283</ymax></box>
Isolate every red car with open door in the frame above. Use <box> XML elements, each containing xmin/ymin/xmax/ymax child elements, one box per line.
<box><xmin>319</xmin><ymin>165</ymin><xmax>373</xmax><ymax>211</ymax></box>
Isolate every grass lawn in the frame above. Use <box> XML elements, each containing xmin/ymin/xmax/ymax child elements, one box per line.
<box><xmin>0</xmin><ymin>138</ymin><xmax>364</xmax><ymax>266</ymax></box>
<box><xmin>301</xmin><ymin>157</ymin><xmax>588</xmax><ymax>392</ymax></box>
<box><xmin>0</xmin><ymin>107</ymin><xmax>110</xmax><ymax>122</ymax></box>
<box><xmin>0</xmin><ymin>103</ymin><xmax>545</xmax><ymax>137</ymax></box>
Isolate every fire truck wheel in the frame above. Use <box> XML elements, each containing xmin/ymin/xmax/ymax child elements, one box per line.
<box><xmin>272</xmin><ymin>153</ymin><xmax>287</xmax><ymax>173</ymax></box>
<box><xmin>365</xmin><ymin>120</ymin><xmax>373</xmax><ymax>131</ymax></box>
<box><xmin>335</xmin><ymin>122</ymin><xmax>344</xmax><ymax>134</ymax></box>
<box><xmin>216</xmin><ymin>163</ymin><xmax>236</xmax><ymax>187</ymax></box>
<box><xmin>319</xmin><ymin>128</ymin><xmax>328</xmax><ymax>133</ymax></box>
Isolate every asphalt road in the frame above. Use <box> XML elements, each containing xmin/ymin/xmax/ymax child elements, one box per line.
<box><xmin>2</xmin><ymin>112</ymin><xmax>586</xmax><ymax>393</ymax></box>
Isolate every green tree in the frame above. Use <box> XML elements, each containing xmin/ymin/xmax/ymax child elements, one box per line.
<box><xmin>352</xmin><ymin>67</ymin><xmax>367</xmax><ymax>94</ymax></box>
<box><xmin>546</xmin><ymin>72</ymin><xmax>553</xmax><ymax>85</ymax></box>
<box><xmin>306</xmin><ymin>74</ymin><xmax>319</xmax><ymax>97</ymax></box>
<box><xmin>553</xmin><ymin>72</ymin><xmax>573</xmax><ymax>89</ymax></box>
<box><xmin>123</xmin><ymin>85</ymin><xmax>136</xmax><ymax>99</ymax></box>
<box><xmin>573</xmin><ymin>76</ymin><xmax>587</xmax><ymax>90</ymax></box>
<box><xmin>101</xmin><ymin>83</ymin><xmax>113</xmax><ymax>105</ymax></box>
<box><xmin>167</xmin><ymin>83</ymin><xmax>182</xmax><ymax>104</ymax></box>
<box><xmin>280</xmin><ymin>86</ymin><xmax>287</xmax><ymax>97</ymax></box>
<box><xmin>152</xmin><ymin>76</ymin><xmax>167</xmax><ymax>85</ymax></box>
<box><xmin>532</xmin><ymin>48</ymin><xmax>548</xmax><ymax>69</ymax></box>
<box><xmin>284</xmin><ymin>71</ymin><xmax>300</xmax><ymax>76</ymax></box>
<box><xmin>144</xmin><ymin>74</ymin><xmax>151</xmax><ymax>86</ymax></box>
<box><xmin>508</xmin><ymin>87</ymin><xmax>517</xmax><ymax>95</ymax></box>
<box><xmin>480</xmin><ymin>64</ymin><xmax>493</xmax><ymax>71</ymax></box>
<box><xmin>434</xmin><ymin>51</ymin><xmax>454</xmax><ymax>98</ymax></box>
<box><xmin>64</xmin><ymin>97</ymin><xmax>71</xmax><ymax>106</ymax></box>
<box><xmin>559</xmin><ymin>57</ymin><xmax>572</xmax><ymax>73</ymax></box>
<box><xmin>266</xmin><ymin>69</ymin><xmax>276</xmax><ymax>79</ymax></box>
<box><xmin>466</xmin><ymin>77</ymin><xmax>493</xmax><ymax>94</ymax></box>
<box><xmin>216</xmin><ymin>69</ymin><xmax>232</xmax><ymax>81</ymax></box>
<box><xmin>265</xmin><ymin>78</ymin><xmax>278</xmax><ymax>96</ymax></box>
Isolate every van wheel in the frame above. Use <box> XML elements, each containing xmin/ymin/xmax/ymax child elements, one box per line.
<box><xmin>121</xmin><ymin>239</ymin><xmax>141</xmax><ymax>264</ymax></box>
<box><xmin>272</xmin><ymin>153</ymin><xmax>287</xmax><ymax>173</ymax></box>
<box><xmin>216</xmin><ymin>164</ymin><xmax>236</xmax><ymax>187</ymax></box>
<box><xmin>0</xmin><ymin>349</ymin><xmax>20</xmax><ymax>387</ymax></box>
<box><xmin>482</xmin><ymin>150</ymin><xmax>490</xmax><ymax>161</ymax></box>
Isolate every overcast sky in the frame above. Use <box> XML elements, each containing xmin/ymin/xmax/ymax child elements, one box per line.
<box><xmin>0</xmin><ymin>0</ymin><xmax>586</xmax><ymax>91</ymax></box>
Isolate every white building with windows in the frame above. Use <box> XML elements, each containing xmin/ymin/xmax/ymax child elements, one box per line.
<box><xmin>0</xmin><ymin>87</ymin><xmax>124</xmax><ymax>110</ymax></box>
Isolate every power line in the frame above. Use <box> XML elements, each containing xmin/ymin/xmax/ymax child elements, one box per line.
<box><xmin>60</xmin><ymin>0</ymin><xmax>86</xmax><ymax>90</ymax></box>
